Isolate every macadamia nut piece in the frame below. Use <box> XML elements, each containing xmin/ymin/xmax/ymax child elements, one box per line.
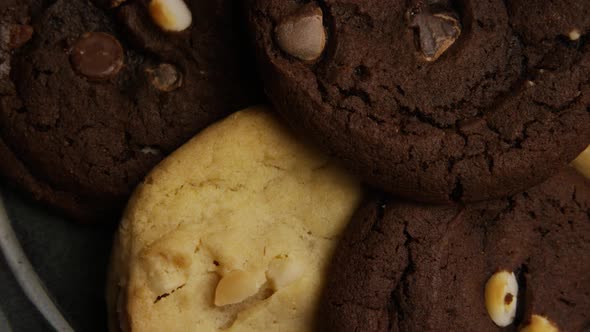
<box><xmin>485</xmin><ymin>270</ymin><xmax>518</xmax><ymax>327</ymax></box>
<box><xmin>149</xmin><ymin>0</ymin><xmax>192</xmax><ymax>32</ymax></box>
<box><xmin>568</xmin><ymin>29</ymin><xmax>581</xmax><ymax>41</ymax></box>
<box><xmin>520</xmin><ymin>314</ymin><xmax>559</xmax><ymax>332</ymax></box>
<box><xmin>266</xmin><ymin>256</ymin><xmax>304</xmax><ymax>290</ymax></box>
<box><xmin>214</xmin><ymin>270</ymin><xmax>264</xmax><ymax>306</ymax></box>
<box><xmin>572</xmin><ymin>145</ymin><xmax>590</xmax><ymax>179</ymax></box>
<box><xmin>275</xmin><ymin>4</ymin><xmax>326</xmax><ymax>62</ymax></box>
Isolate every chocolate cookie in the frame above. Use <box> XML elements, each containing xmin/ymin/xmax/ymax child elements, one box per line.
<box><xmin>248</xmin><ymin>0</ymin><xmax>590</xmax><ymax>202</ymax></box>
<box><xmin>319</xmin><ymin>167</ymin><xmax>590</xmax><ymax>331</ymax></box>
<box><xmin>0</xmin><ymin>0</ymin><xmax>258</xmax><ymax>221</ymax></box>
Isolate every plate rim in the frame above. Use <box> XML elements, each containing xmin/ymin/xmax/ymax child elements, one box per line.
<box><xmin>0</xmin><ymin>192</ymin><xmax>74</xmax><ymax>332</ymax></box>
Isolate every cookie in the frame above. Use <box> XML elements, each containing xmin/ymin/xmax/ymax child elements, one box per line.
<box><xmin>0</xmin><ymin>0</ymin><xmax>258</xmax><ymax>221</ymax></box>
<box><xmin>107</xmin><ymin>106</ymin><xmax>363</xmax><ymax>331</ymax></box>
<box><xmin>320</xmin><ymin>167</ymin><xmax>590</xmax><ymax>331</ymax></box>
<box><xmin>248</xmin><ymin>0</ymin><xmax>590</xmax><ymax>203</ymax></box>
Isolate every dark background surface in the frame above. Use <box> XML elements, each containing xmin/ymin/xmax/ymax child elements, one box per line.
<box><xmin>0</xmin><ymin>188</ymin><xmax>117</xmax><ymax>332</ymax></box>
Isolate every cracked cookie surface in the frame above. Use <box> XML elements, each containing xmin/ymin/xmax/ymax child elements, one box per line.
<box><xmin>0</xmin><ymin>0</ymin><xmax>258</xmax><ymax>221</ymax></box>
<box><xmin>249</xmin><ymin>0</ymin><xmax>590</xmax><ymax>202</ymax></box>
<box><xmin>107</xmin><ymin>106</ymin><xmax>363</xmax><ymax>332</ymax></box>
<box><xmin>319</xmin><ymin>167</ymin><xmax>590</xmax><ymax>331</ymax></box>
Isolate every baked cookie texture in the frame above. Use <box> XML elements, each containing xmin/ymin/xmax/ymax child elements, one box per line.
<box><xmin>0</xmin><ymin>0</ymin><xmax>258</xmax><ymax>221</ymax></box>
<box><xmin>320</xmin><ymin>167</ymin><xmax>590</xmax><ymax>331</ymax></box>
<box><xmin>249</xmin><ymin>0</ymin><xmax>590</xmax><ymax>203</ymax></box>
<box><xmin>107</xmin><ymin>106</ymin><xmax>363</xmax><ymax>331</ymax></box>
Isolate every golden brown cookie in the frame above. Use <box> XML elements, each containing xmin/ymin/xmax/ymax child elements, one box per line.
<box><xmin>107</xmin><ymin>106</ymin><xmax>362</xmax><ymax>331</ymax></box>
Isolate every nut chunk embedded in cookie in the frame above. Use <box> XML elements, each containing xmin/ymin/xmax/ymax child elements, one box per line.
<box><xmin>520</xmin><ymin>315</ymin><xmax>559</xmax><ymax>332</ymax></box>
<box><xmin>485</xmin><ymin>270</ymin><xmax>518</xmax><ymax>327</ymax></box>
<box><xmin>149</xmin><ymin>0</ymin><xmax>192</xmax><ymax>32</ymax></box>
<box><xmin>275</xmin><ymin>3</ymin><xmax>326</xmax><ymax>62</ymax></box>
<box><xmin>572</xmin><ymin>145</ymin><xmax>590</xmax><ymax>179</ymax></box>
<box><xmin>408</xmin><ymin>0</ymin><xmax>461</xmax><ymax>61</ymax></box>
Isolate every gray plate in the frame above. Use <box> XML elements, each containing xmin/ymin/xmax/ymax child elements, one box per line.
<box><xmin>0</xmin><ymin>189</ymin><xmax>117</xmax><ymax>332</ymax></box>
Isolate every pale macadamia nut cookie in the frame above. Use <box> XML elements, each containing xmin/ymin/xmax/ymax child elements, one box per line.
<box><xmin>107</xmin><ymin>106</ymin><xmax>363</xmax><ymax>332</ymax></box>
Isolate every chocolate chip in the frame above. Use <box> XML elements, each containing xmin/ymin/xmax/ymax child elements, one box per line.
<box><xmin>8</xmin><ymin>24</ymin><xmax>34</xmax><ymax>49</ymax></box>
<box><xmin>145</xmin><ymin>63</ymin><xmax>183</xmax><ymax>92</ymax></box>
<box><xmin>69</xmin><ymin>32</ymin><xmax>124</xmax><ymax>81</ymax></box>
<box><xmin>408</xmin><ymin>0</ymin><xmax>461</xmax><ymax>62</ymax></box>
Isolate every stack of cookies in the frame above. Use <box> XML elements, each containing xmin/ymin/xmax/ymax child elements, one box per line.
<box><xmin>1</xmin><ymin>0</ymin><xmax>589</xmax><ymax>331</ymax></box>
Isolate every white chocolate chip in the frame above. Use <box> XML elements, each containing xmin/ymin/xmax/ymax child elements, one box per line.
<box><xmin>568</xmin><ymin>29</ymin><xmax>581</xmax><ymax>41</ymax></box>
<box><xmin>214</xmin><ymin>270</ymin><xmax>263</xmax><ymax>306</ymax></box>
<box><xmin>275</xmin><ymin>5</ymin><xmax>326</xmax><ymax>61</ymax></box>
<box><xmin>520</xmin><ymin>314</ymin><xmax>559</xmax><ymax>332</ymax></box>
<box><xmin>485</xmin><ymin>270</ymin><xmax>518</xmax><ymax>327</ymax></box>
<box><xmin>266</xmin><ymin>256</ymin><xmax>304</xmax><ymax>290</ymax></box>
<box><xmin>572</xmin><ymin>145</ymin><xmax>590</xmax><ymax>179</ymax></box>
<box><xmin>149</xmin><ymin>0</ymin><xmax>192</xmax><ymax>32</ymax></box>
<box><xmin>526</xmin><ymin>80</ymin><xmax>535</xmax><ymax>87</ymax></box>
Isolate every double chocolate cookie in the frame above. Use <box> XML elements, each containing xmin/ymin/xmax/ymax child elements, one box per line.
<box><xmin>0</xmin><ymin>0</ymin><xmax>258</xmax><ymax>221</ymax></box>
<box><xmin>320</xmin><ymin>168</ymin><xmax>590</xmax><ymax>331</ymax></box>
<box><xmin>249</xmin><ymin>0</ymin><xmax>590</xmax><ymax>203</ymax></box>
